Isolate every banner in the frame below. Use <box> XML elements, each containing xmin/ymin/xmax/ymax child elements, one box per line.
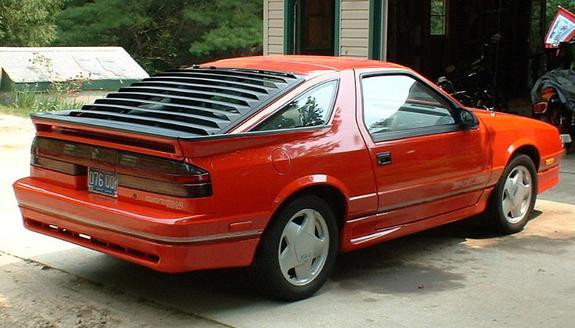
<box><xmin>545</xmin><ymin>7</ymin><xmax>575</xmax><ymax>48</ymax></box>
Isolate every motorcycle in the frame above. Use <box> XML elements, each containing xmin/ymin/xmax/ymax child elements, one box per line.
<box><xmin>531</xmin><ymin>41</ymin><xmax>575</xmax><ymax>150</ymax></box>
<box><xmin>531</xmin><ymin>81</ymin><xmax>575</xmax><ymax>149</ymax></box>
<box><xmin>437</xmin><ymin>35</ymin><xmax>507</xmax><ymax>112</ymax></box>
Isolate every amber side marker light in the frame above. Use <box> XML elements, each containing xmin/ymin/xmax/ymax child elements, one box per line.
<box><xmin>31</xmin><ymin>137</ymin><xmax>212</xmax><ymax>198</ymax></box>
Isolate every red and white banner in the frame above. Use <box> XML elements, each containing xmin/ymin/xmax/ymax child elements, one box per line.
<box><xmin>545</xmin><ymin>7</ymin><xmax>575</xmax><ymax>48</ymax></box>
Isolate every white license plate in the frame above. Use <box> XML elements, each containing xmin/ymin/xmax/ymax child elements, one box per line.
<box><xmin>88</xmin><ymin>168</ymin><xmax>118</xmax><ymax>197</ymax></box>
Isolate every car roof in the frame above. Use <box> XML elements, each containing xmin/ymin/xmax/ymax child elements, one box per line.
<box><xmin>202</xmin><ymin>55</ymin><xmax>407</xmax><ymax>76</ymax></box>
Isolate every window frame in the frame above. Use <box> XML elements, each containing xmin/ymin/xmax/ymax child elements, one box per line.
<box><xmin>360</xmin><ymin>71</ymin><xmax>469</xmax><ymax>143</ymax></box>
<box><xmin>430</xmin><ymin>0</ymin><xmax>448</xmax><ymax>36</ymax></box>
<box><xmin>250</xmin><ymin>79</ymin><xmax>341</xmax><ymax>133</ymax></box>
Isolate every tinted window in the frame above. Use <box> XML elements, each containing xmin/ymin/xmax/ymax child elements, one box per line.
<box><xmin>254</xmin><ymin>80</ymin><xmax>338</xmax><ymax>131</ymax></box>
<box><xmin>362</xmin><ymin>75</ymin><xmax>455</xmax><ymax>135</ymax></box>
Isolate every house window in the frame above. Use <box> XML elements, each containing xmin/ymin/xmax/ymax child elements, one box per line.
<box><xmin>430</xmin><ymin>0</ymin><xmax>447</xmax><ymax>36</ymax></box>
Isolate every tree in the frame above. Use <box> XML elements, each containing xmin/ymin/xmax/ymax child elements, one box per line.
<box><xmin>0</xmin><ymin>0</ymin><xmax>65</xmax><ymax>46</ymax></box>
<box><xmin>185</xmin><ymin>0</ymin><xmax>262</xmax><ymax>58</ymax></box>
<box><xmin>55</xmin><ymin>0</ymin><xmax>263</xmax><ymax>72</ymax></box>
<box><xmin>546</xmin><ymin>0</ymin><xmax>575</xmax><ymax>24</ymax></box>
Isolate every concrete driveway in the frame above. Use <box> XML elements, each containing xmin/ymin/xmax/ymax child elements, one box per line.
<box><xmin>1</xmin><ymin>114</ymin><xmax>574</xmax><ymax>328</ymax></box>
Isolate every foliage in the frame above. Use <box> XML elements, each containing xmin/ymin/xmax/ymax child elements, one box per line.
<box><xmin>546</xmin><ymin>0</ymin><xmax>575</xmax><ymax>24</ymax></box>
<box><xmin>185</xmin><ymin>0</ymin><xmax>263</xmax><ymax>58</ymax></box>
<box><xmin>0</xmin><ymin>0</ymin><xmax>65</xmax><ymax>46</ymax></box>
<box><xmin>55</xmin><ymin>0</ymin><xmax>263</xmax><ymax>72</ymax></box>
<box><xmin>8</xmin><ymin>86</ymin><xmax>86</xmax><ymax>116</ymax></box>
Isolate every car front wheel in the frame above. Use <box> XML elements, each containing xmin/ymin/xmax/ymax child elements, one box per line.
<box><xmin>249</xmin><ymin>195</ymin><xmax>339</xmax><ymax>301</ymax></box>
<box><xmin>488</xmin><ymin>154</ymin><xmax>537</xmax><ymax>234</ymax></box>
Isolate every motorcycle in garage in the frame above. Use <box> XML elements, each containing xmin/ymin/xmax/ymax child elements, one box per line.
<box><xmin>531</xmin><ymin>6</ymin><xmax>575</xmax><ymax>150</ymax></box>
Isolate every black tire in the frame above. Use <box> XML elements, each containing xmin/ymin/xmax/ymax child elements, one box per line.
<box><xmin>249</xmin><ymin>195</ymin><xmax>339</xmax><ymax>301</ymax></box>
<box><xmin>487</xmin><ymin>155</ymin><xmax>537</xmax><ymax>234</ymax></box>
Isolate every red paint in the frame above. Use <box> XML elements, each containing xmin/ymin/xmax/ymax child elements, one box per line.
<box><xmin>13</xmin><ymin>56</ymin><xmax>563</xmax><ymax>272</ymax></box>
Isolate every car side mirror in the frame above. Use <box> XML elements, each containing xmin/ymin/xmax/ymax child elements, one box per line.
<box><xmin>459</xmin><ymin>109</ymin><xmax>478</xmax><ymax>130</ymax></box>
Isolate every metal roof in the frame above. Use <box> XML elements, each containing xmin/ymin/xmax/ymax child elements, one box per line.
<box><xmin>0</xmin><ymin>47</ymin><xmax>148</xmax><ymax>83</ymax></box>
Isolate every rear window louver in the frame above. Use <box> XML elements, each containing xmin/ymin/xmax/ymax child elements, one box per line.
<box><xmin>51</xmin><ymin>68</ymin><xmax>303</xmax><ymax>138</ymax></box>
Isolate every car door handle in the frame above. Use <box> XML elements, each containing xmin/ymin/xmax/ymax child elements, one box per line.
<box><xmin>376</xmin><ymin>152</ymin><xmax>392</xmax><ymax>165</ymax></box>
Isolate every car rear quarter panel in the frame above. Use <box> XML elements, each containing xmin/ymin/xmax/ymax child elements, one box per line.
<box><xmin>179</xmin><ymin>70</ymin><xmax>378</xmax><ymax>232</ymax></box>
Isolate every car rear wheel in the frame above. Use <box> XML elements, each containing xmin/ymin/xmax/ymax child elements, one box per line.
<box><xmin>488</xmin><ymin>155</ymin><xmax>537</xmax><ymax>234</ymax></box>
<box><xmin>249</xmin><ymin>195</ymin><xmax>339</xmax><ymax>301</ymax></box>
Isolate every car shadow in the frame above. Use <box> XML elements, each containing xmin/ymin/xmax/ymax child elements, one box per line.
<box><xmin>31</xmin><ymin>209</ymin><xmax>551</xmax><ymax>315</ymax></box>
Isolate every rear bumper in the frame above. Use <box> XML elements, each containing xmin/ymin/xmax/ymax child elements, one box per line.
<box><xmin>13</xmin><ymin>177</ymin><xmax>260</xmax><ymax>273</ymax></box>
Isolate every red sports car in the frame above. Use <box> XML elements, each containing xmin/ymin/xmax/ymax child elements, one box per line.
<box><xmin>13</xmin><ymin>56</ymin><xmax>565</xmax><ymax>300</ymax></box>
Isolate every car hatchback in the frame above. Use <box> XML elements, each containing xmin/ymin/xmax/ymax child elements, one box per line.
<box><xmin>13</xmin><ymin>56</ymin><xmax>564</xmax><ymax>300</ymax></box>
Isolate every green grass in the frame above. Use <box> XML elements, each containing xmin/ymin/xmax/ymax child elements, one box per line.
<box><xmin>0</xmin><ymin>103</ymin><xmax>37</xmax><ymax>118</ymax></box>
<box><xmin>0</xmin><ymin>88</ymin><xmax>85</xmax><ymax>117</ymax></box>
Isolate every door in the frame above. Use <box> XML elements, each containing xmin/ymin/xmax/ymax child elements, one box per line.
<box><xmin>358</xmin><ymin>72</ymin><xmax>491</xmax><ymax>226</ymax></box>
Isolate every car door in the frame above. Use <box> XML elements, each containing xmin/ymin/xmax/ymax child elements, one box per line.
<box><xmin>356</xmin><ymin>70</ymin><xmax>491</xmax><ymax>227</ymax></box>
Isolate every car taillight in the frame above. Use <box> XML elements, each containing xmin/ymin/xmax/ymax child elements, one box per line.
<box><xmin>31</xmin><ymin>137</ymin><xmax>212</xmax><ymax>198</ymax></box>
<box><xmin>533</xmin><ymin>102</ymin><xmax>548</xmax><ymax>115</ymax></box>
<box><xmin>31</xmin><ymin>154</ymin><xmax>87</xmax><ymax>175</ymax></box>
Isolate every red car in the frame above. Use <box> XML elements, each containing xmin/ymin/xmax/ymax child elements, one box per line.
<box><xmin>13</xmin><ymin>56</ymin><xmax>564</xmax><ymax>300</ymax></box>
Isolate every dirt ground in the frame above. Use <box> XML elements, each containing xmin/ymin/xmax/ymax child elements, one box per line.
<box><xmin>0</xmin><ymin>252</ymin><xmax>226</xmax><ymax>328</ymax></box>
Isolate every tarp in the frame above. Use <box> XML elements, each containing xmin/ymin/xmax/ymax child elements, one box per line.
<box><xmin>531</xmin><ymin>69</ymin><xmax>575</xmax><ymax>111</ymax></box>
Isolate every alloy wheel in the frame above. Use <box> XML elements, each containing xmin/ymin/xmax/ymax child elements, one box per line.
<box><xmin>278</xmin><ymin>208</ymin><xmax>330</xmax><ymax>286</ymax></box>
<box><xmin>501</xmin><ymin>166</ymin><xmax>533</xmax><ymax>224</ymax></box>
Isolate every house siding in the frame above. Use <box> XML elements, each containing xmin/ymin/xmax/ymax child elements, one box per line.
<box><xmin>263</xmin><ymin>0</ymin><xmax>370</xmax><ymax>58</ymax></box>
<box><xmin>264</xmin><ymin>0</ymin><xmax>285</xmax><ymax>55</ymax></box>
<box><xmin>339</xmin><ymin>0</ymin><xmax>370</xmax><ymax>58</ymax></box>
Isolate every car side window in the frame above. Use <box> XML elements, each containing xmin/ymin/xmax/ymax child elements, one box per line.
<box><xmin>254</xmin><ymin>80</ymin><xmax>338</xmax><ymax>131</ymax></box>
<box><xmin>362</xmin><ymin>75</ymin><xmax>456</xmax><ymax>136</ymax></box>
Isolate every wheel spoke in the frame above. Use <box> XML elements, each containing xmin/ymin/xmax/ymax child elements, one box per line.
<box><xmin>514</xmin><ymin>169</ymin><xmax>523</xmax><ymax>184</ymax></box>
<box><xmin>294</xmin><ymin>262</ymin><xmax>313</xmax><ymax>281</ymax></box>
<box><xmin>502</xmin><ymin>197</ymin><xmax>513</xmax><ymax>217</ymax></box>
<box><xmin>311</xmin><ymin>236</ymin><xmax>327</xmax><ymax>258</ymax></box>
<box><xmin>510</xmin><ymin>202</ymin><xmax>524</xmax><ymax>218</ymax></box>
<box><xmin>516</xmin><ymin>182</ymin><xmax>531</xmax><ymax>202</ymax></box>
<box><xmin>504</xmin><ymin>176</ymin><xmax>515</xmax><ymax>195</ymax></box>
<box><xmin>279</xmin><ymin>246</ymin><xmax>299</xmax><ymax>271</ymax></box>
<box><xmin>301</xmin><ymin>210</ymin><xmax>317</xmax><ymax>236</ymax></box>
<box><xmin>284</xmin><ymin>221</ymin><xmax>301</xmax><ymax>244</ymax></box>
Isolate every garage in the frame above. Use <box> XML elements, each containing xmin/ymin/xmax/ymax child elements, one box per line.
<box><xmin>264</xmin><ymin>0</ymin><xmax>552</xmax><ymax>106</ymax></box>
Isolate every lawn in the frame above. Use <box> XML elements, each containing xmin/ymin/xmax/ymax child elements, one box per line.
<box><xmin>0</xmin><ymin>89</ymin><xmax>86</xmax><ymax>118</ymax></box>
<box><xmin>0</xmin><ymin>104</ymin><xmax>35</xmax><ymax>117</ymax></box>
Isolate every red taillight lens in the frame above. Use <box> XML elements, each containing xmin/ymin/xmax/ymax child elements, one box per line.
<box><xmin>533</xmin><ymin>102</ymin><xmax>548</xmax><ymax>115</ymax></box>
<box><xmin>118</xmin><ymin>175</ymin><xmax>212</xmax><ymax>198</ymax></box>
<box><xmin>31</xmin><ymin>137</ymin><xmax>212</xmax><ymax>198</ymax></box>
<box><xmin>117</xmin><ymin>153</ymin><xmax>210</xmax><ymax>184</ymax></box>
<box><xmin>31</xmin><ymin>154</ymin><xmax>87</xmax><ymax>175</ymax></box>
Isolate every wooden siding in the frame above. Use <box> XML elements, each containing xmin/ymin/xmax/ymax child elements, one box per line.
<box><xmin>263</xmin><ymin>0</ymin><xmax>370</xmax><ymax>57</ymax></box>
<box><xmin>264</xmin><ymin>0</ymin><xmax>285</xmax><ymax>55</ymax></box>
<box><xmin>339</xmin><ymin>0</ymin><xmax>369</xmax><ymax>58</ymax></box>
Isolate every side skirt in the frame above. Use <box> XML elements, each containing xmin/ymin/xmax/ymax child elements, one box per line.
<box><xmin>340</xmin><ymin>187</ymin><xmax>494</xmax><ymax>252</ymax></box>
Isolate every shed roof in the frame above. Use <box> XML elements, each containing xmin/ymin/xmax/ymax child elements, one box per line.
<box><xmin>0</xmin><ymin>47</ymin><xmax>148</xmax><ymax>83</ymax></box>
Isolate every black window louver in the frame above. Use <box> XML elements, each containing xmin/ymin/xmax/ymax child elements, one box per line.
<box><xmin>59</xmin><ymin>67</ymin><xmax>303</xmax><ymax>138</ymax></box>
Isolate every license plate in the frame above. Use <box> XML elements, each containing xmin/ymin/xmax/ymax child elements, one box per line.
<box><xmin>88</xmin><ymin>168</ymin><xmax>118</xmax><ymax>197</ymax></box>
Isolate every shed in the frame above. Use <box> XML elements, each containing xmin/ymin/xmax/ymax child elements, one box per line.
<box><xmin>0</xmin><ymin>47</ymin><xmax>149</xmax><ymax>91</ymax></box>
